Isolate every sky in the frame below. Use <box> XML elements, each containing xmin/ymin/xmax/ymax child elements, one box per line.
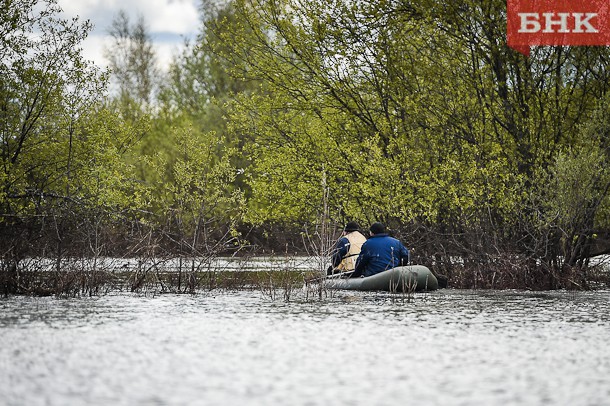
<box><xmin>56</xmin><ymin>0</ymin><xmax>201</xmax><ymax>72</ymax></box>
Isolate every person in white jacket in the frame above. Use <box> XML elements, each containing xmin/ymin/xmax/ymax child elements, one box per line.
<box><xmin>327</xmin><ymin>221</ymin><xmax>367</xmax><ymax>276</ymax></box>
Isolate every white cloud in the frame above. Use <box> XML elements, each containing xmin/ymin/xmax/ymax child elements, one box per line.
<box><xmin>144</xmin><ymin>0</ymin><xmax>200</xmax><ymax>34</ymax></box>
<box><xmin>58</xmin><ymin>0</ymin><xmax>200</xmax><ymax>71</ymax></box>
<box><xmin>78</xmin><ymin>35</ymin><xmax>107</xmax><ymax>67</ymax></box>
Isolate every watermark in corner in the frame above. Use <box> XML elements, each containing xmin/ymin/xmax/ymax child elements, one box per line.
<box><xmin>507</xmin><ymin>0</ymin><xmax>610</xmax><ymax>56</ymax></box>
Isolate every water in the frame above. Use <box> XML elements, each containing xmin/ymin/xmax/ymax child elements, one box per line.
<box><xmin>21</xmin><ymin>256</ymin><xmax>322</xmax><ymax>272</ymax></box>
<box><xmin>1</xmin><ymin>289</ymin><xmax>609</xmax><ymax>406</ymax></box>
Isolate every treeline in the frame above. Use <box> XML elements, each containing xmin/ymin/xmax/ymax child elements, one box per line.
<box><xmin>2</xmin><ymin>0</ymin><xmax>610</xmax><ymax>292</ymax></box>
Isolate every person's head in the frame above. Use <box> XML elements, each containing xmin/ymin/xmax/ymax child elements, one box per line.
<box><xmin>369</xmin><ymin>222</ymin><xmax>386</xmax><ymax>236</ymax></box>
<box><xmin>343</xmin><ymin>221</ymin><xmax>360</xmax><ymax>233</ymax></box>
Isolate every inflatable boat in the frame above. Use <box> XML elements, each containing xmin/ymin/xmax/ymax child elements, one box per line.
<box><xmin>325</xmin><ymin>265</ymin><xmax>439</xmax><ymax>292</ymax></box>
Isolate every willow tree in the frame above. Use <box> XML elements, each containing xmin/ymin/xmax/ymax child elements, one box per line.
<box><xmin>1</xmin><ymin>0</ymin><xmax>143</xmax><ymax>285</ymax></box>
<box><xmin>211</xmin><ymin>0</ymin><xmax>610</xmax><ymax>285</ymax></box>
<box><xmin>157</xmin><ymin>0</ymin><xmax>260</xmax><ymax>190</ymax></box>
<box><xmin>112</xmin><ymin>1</ymin><xmax>254</xmax><ymax>261</ymax></box>
<box><xmin>414</xmin><ymin>0</ymin><xmax>610</xmax><ymax>278</ymax></box>
<box><xmin>212</xmin><ymin>0</ymin><xmax>515</xmax><ymax>237</ymax></box>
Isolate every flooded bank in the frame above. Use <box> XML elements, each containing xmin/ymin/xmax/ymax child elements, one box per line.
<box><xmin>1</xmin><ymin>289</ymin><xmax>609</xmax><ymax>405</ymax></box>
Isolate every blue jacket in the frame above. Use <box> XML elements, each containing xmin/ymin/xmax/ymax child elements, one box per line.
<box><xmin>331</xmin><ymin>237</ymin><xmax>350</xmax><ymax>268</ymax></box>
<box><xmin>353</xmin><ymin>234</ymin><xmax>410</xmax><ymax>277</ymax></box>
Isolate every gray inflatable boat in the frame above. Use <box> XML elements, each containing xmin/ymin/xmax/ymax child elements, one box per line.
<box><xmin>325</xmin><ymin>265</ymin><xmax>439</xmax><ymax>292</ymax></box>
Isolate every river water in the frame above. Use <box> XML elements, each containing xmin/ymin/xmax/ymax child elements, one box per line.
<box><xmin>1</xmin><ymin>288</ymin><xmax>609</xmax><ymax>406</ymax></box>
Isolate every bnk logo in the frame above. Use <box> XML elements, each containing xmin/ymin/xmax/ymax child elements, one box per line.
<box><xmin>507</xmin><ymin>0</ymin><xmax>610</xmax><ymax>56</ymax></box>
<box><xmin>518</xmin><ymin>13</ymin><xmax>598</xmax><ymax>33</ymax></box>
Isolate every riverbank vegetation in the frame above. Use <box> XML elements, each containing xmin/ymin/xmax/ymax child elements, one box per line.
<box><xmin>2</xmin><ymin>0</ymin><xmax>610</xmax><ymax>296</ymax></box>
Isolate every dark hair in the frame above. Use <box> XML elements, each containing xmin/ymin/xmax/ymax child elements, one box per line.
<box><xmin>369</xmin><ymin>222</ymin><xmax>386</xmax><ymax>235</ymax></box>
<box><xmin>344</xmin><ymin>221</ymin><xmax>360</xmax><ymax>232</ymax></box>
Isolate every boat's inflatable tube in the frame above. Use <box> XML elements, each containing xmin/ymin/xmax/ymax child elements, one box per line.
<box><xmin>325</xmin><ymin>265</ymin><xmax>438</xmax><ymax>292</ymax></box>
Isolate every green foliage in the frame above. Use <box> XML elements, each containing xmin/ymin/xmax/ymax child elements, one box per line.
<box><xmin>217</xmin><ymin>0</ymin><xmax>520</xmax><ymax>227</ymax></box>
<box><xmin>208</xmin><ymin>0</ymin><xmax>610</xmax><ymax>271</ymax></box>
<box><xmin>71</xmin><ymin>108</ymin><xmax>146</xmax><ymax>210</ymax></box>
<box><xmin>142</xmin><ymin>123</ymin><xmax>245</xmax><ymax>241</ymax></box>
<box><xmin>532</xmin><ymin>94</ymin><xmax>610</xmax><ymax>264</ymax></box>
<box><xmin>5</xmin><ymin>0</ymin><xmax>609</xmax><ymax>283</ymax></box>
<box><xmin>1</xmin><ymin>0</ymin><xmax>113</xmax><ymax>216</ymax></box>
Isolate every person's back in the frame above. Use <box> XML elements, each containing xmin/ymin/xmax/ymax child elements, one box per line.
<box><xmin>353</xmin><ymin>223</ymin><xmax>410</xmax><ymax>277</ymax></box>
<box><xmin>329</xmin><ymin>222</ymin><xmax>367</xmax><ymax>274</ymax></box>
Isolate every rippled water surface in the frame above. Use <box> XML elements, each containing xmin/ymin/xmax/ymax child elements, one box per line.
<box><xmin>1</xmin><ymin>289</ymin><xmax>610</xmax><ymax>406</ymax></box>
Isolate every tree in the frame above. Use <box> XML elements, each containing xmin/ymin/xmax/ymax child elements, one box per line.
<box><xmin>157</xmin><ymin>0</ymin><xmax>259</xmax><ymax>182</ymax></box>
<box><xmin>537</xmin><ymin>94</ymin><xmax>610</xmax><ymax>271</ymax></box>
<box><xmin>0</xmin><ymin>0</ymin><xmax>141</xmax><ymax>288</ymax></box>
<box><xmin>213</xmin><ymin>0</ymin><xmax>610</xmax><ymax>285</ymax></box>
<box><xmin>104</xmin><ymin>10</ymin><xmax>159</xmax><ymax>114</ymax></box>
<box><xmin>144</xmin><ymin>125</ymin><xmax>245</xmax><ymax>253</ymax></box>
<box><xmin>1</xmin><ymin>0</ymin><xmax>106</xmax><ymax>217</ymax></box>
<box><xmin>116</xmin><ymin>1</ymin><xmax>252</xmax><ymax>263</ymax></box>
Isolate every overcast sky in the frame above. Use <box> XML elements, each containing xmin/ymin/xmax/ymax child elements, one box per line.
<box><xmin>57</xmin><ymin>0</ymin><xmax>201</xmax><ymax>72</ymax></box>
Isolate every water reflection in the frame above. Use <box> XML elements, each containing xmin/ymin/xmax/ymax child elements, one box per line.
<box><xmin>1</xmin><ymin>290</ymin><xmax>609</xmax><ymax>406</ymax></box>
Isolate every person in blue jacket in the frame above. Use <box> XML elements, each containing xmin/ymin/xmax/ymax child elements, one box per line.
<box><xmin>352</xmin><ymin>222</ymin><xmax>410</xmax><ymax>278</ymax></box>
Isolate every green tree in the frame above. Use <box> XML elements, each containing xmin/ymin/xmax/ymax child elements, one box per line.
<box><xmin>0</xmin><ymin>0</ymin><xmax>141</xmax><ymax>281</ymax></box>
<box><xmin>1</xmin><ymin>0</ymin><xmax>106</xmax><ymax>215</ymax></box>
<box><xmin>148</xmin><ymin>123</ymin><xmax>243</xmax><ymax>251</ymax></box>
<box><xmin>136</xmin><ymin>0</ymin><xmax>257</xmax><ymax>228</ymax></box>
<box><xmin>537</xmin><ymin>94</ymin><xmax>610</xmax><ymax>271</ymax></box>
<box><xmin>157</xmin><ymin>0</ymin><xmax>259</xmax><ymax>186</ymax></box>
<box><xmin>214</xmin><ymin>0</ymin><xmax>610</xmax><ymax>284</ymax></box>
